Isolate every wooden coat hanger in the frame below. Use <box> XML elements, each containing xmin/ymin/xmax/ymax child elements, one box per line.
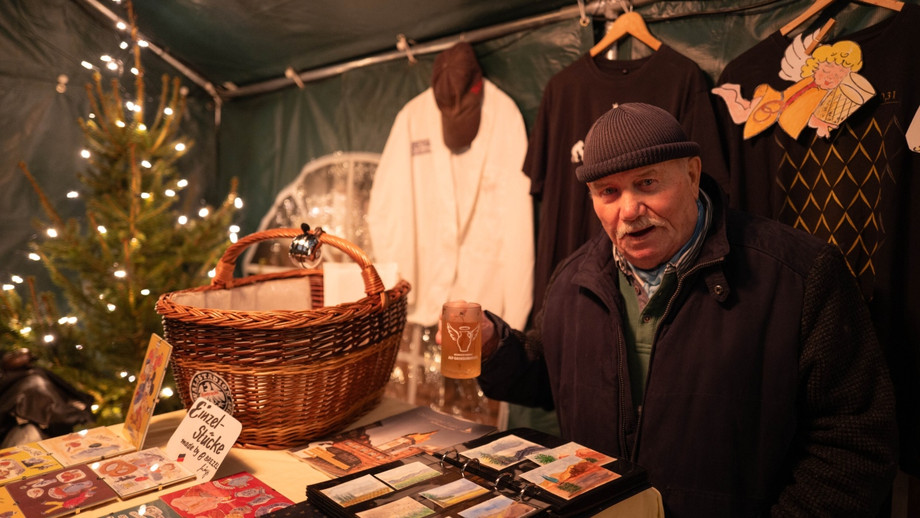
<box><xmin>589</xmin><ymin>10</ymin><xmax>661</xmax><ymax>56</ymax></box>
<box><xmin>780</xmin><ymin>0</ymin><xmax>903</xmax><ymax>36</ymax></box>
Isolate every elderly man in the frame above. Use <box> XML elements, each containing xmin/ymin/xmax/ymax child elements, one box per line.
<box><xmin>473</xmin><ymin>103</ymin><xmax>897</xmax><ymax>516</ymax></box>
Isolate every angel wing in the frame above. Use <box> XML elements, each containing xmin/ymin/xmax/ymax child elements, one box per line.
<box><xmin>779</xmin><ymin>28</ymin><xmax>821</xmax><ymax>82</ymax></box>
<box><xmin>446</xmin><ymin>323</ymin><xmax>461</xmax><ymax>342</ymax></box>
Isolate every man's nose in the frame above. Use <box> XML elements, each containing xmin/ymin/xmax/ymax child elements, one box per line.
<box><xmin>619</xmin><ymin>192</ymin><xmax>644</xmax><ymax>219</ymax></box>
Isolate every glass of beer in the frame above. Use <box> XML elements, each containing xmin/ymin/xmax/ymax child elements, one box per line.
<box><xmin>440</xmin><ymin>301</ymin><xmax>482</xmax><ymax>379</ymax></box>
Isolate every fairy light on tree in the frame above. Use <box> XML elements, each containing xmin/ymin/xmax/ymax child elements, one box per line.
<box><xmin>4</xmin><ymin>0</ymin><xmax>242</xmax><ymax>425</ymax></box>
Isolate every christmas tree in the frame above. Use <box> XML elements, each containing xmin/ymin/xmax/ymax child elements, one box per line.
<box><xmin>2</xmin><ymin>4</ymin><xmax>240</xmax><ymax>425</ymax></box>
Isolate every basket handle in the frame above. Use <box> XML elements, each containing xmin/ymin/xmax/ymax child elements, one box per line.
<box><xmin>211</xmin><ymin>227</ymin><xmax>387</xmax><ymax>305</ymax></box>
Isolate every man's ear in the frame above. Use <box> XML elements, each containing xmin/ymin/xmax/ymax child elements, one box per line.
<box><xmin>687</xmin><ymin>156</ymin><xmax>702</xmax><ymax>189</ymax></box>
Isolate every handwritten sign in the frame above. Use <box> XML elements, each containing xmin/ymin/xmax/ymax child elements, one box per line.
<box><xmin>165</xmin><ymin>397</ymin><xmax>241</xmax><ymax>481</ymax></box>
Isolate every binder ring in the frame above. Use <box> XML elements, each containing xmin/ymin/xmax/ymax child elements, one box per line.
<box><xmin>439</xmin><ymin>448</ymin><xmax>459</xmax><ymax>469</ymax></box>
<box><xmin>492</xmin><ymin>472</ymin><xmax>513</xmax><ymax>490</ymax></box>
<box><xmin>461</xmin><ymin>457</ymin><xmax>481</xmax><ymax>478</ymax></box>
<box><xmin>518</xmin><ymin>482</ymin><xmax>536</xmax><ymax>501</ymax></box>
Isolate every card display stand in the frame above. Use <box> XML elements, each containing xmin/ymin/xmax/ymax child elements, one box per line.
<box><xmin>306</xmin><ymin>428</ymin><xmax>649</xmax><ymax>518</ymax></box>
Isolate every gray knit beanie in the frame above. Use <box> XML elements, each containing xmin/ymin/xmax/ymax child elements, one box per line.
<box><xmin>575</xmin><ymin>103</ymin><xmax>700</xmax><ymax>183</ymax></box>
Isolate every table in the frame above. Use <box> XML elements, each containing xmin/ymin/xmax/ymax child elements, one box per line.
<box><xmin>81</xmin><ymin>398</ymin><xmax>663</xmax><ymax>517</ymax></box>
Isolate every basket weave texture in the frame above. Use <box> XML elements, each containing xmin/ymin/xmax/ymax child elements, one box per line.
<box><xmin>155</xmin><ymin>227</ymin><xmax>410</xmax><ymax>449</ymax></box>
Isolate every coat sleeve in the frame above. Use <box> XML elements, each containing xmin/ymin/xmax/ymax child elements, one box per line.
<box><xmin>477</xmin><ymin>311</ymin><xmax>554</xmax><ymax>410</ymax></box>
<box><xmin>771</xmin><ymin>245</ymin><xmax>898</xmax><ymax>516</ymax></box>
<box><xmin>367</xmin><ymin>103</ymin><xmax>418</xmax><ymax>308</ymax></box>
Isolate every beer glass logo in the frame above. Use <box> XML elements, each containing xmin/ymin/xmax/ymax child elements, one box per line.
<box><xmin>446</xmin><ymin>322</ymin><xmax>480</xmax><ymax>352</ymax></box>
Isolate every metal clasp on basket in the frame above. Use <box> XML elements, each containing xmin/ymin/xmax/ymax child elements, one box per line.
<box><xmin>289</xmin><ymin>223</ymin><xmax>325</xmax><ymax>268</ymax></box>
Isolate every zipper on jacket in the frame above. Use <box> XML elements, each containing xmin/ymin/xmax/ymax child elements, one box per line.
<box><xmin>628</xmin><ymin>256</ymin><xmax>724</xmax><ymax>462</ymax></box>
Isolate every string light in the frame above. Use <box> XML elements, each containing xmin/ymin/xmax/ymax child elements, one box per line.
<box><xmin>175</xmin><ymin>143</ymin><xmax>186</xmax><ymax>152</ymax></box>
<box><xmin>234</xmin><ymin>197</ymin><xmax>244</xmax><ymax>209</ymax></box>
<box><xmin>165</xmin><ymin>189</ymin><xmax>176</xmax><ymax>197</ymax></box>
<box><xmin>46</xmin><ymin>228</ymin><xmax>58</xmax><ymax>238</ymax></box>
<box><xmin>11</xmin><ymin>275</ymin><xmax>23</xmax><ymax>284</ymax></box>
<box><xmin>177</xmin><ymin>179</ymin><xmax>188</xmax><ymax>188</ymax></box>
<box><xmin>67</xmin><ymin>191</ymin><xmax>79</xmax><ymax>198</ymax></box>
<box><xmin>80</xmin><ymin>149</ymin><xmax>91</xmax><ymax>159</ymax></box>
<box><xmin>140</xmin><ymin>289</ymin><xmax>150</xmax><ymax>296</ymax></box>
<box><xmin>177</xmin><ymin>215</ymin><xmax>188</xmax><ymax>225</ymax></box>
<box><xmin>198</xmin><ymin>208</ymin><xmax>209</xmax><ymax>218</ymax></box>
<box><xmin>2</xmin><ymin>284</ymin><xmax>13</xmax><ymax>291</ymax></box>
<box><xmin>43</xmin><ymin>334</ymin><xmax>54</xmax><ymax>343</ymax></box>
<box><xmin>28</xmin><ymin>253</ymin><xmax>40</xmax><ymax>261</ymax></box>
<box><xmin>160</xmin><ymin>387</ymin><xmax>174</xmax><ymax>398</ymax></box>
<box><xmin>107</xmin><ymin>303</ymin><xmax>116</xmax><ymax>311</ymax></box>
<box><xmin>113</xmin><ymin>270</ymin><xmax>126</xmax><ymax>278</ymax></box>
<box><xmin>97</xmin><ymin>225</ymin><xmax>107</xmax><ymax>234</ymax></box>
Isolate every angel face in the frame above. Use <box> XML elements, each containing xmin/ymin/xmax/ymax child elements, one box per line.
<box><xmin>814</xmin><ymin>61</ymin><xmax>849</xmax><ymax>90</ymax></box>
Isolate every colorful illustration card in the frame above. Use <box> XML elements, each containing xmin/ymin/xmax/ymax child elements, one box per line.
<box><xmin>519</xmin><ymin>455</ymin><xmax>620</xmax><ymax>500</ymax></box>
<box><xmin>98</xmin><ymin>498</ymin><xmax>183</xmax><ymax>518</ymax></box>
<box><xmin>458</xmin><ymin>494</ymin><xmax>539</xmax><ymax>518</ymax></box>
<box><xmin>356</xmin><ymin>495</ymin><xmax>434</xmax><ymax>518</ymax></box>
<box><xmin>526</xmin><ymin>442</ymin><xmax>614</xmax><ymax>466</ymax></box>
<box><xmin>460</xmin><ymin>434</ymin><xmax>547</xmax><ymax>470</ymax></box>
<box><xmin>160</xmin><ymin>471</ymin><xmax>293</xmax><ymax>517</ymax></box>
<box><xmin>374</xmin><ymin>461</ymin><xmax>441</xmax><ymax>490</ymax></box>
<box><xmin>90</xmin><ymin>447</ymin><xmax>195</xmax><ymax>498</ymax></box>
<box><xmin>320</xmin><ymin>474</ymin><xmax>392</xmax><ymax>508</ymax></box>
<box><xmin>0</xmin><ymin>443</ymin><xmax>62</xmax><ymax>486</ymax></box>
<box><xmin>38</xmin><ymin>427</ymin><xmax>135</xmax><ymax>467</ymax></box>
<box><xmin>123</xmin><ymin>334</ymin><xmax>173</xmax><ymax>450</ymax></box>
<box><xmin>4</xmin><ymin>464</ymin><xmax>118</xmax><ymax>518</ymax></box>
<box><xmin>0</xmin><ymin>485</ymin><xmax>26</xmax><ymax>518</ymax></box>
<box><xmin>417</xmin><ymin>478</ymin><xmax>489</xmax><ymax>508</ymax></box>
<box><xmin>291</xmin><ymin>405</ymin><xmax>495</xmax><ymax>478</ymax></box>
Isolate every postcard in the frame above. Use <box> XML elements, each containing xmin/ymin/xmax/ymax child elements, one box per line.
<box><xmin>458</xmin><ymin>494</ymin><xmax>539</xmax><ymax>518</ymax></box>
<box><xmin>0</xmin><ymin>443</ymin><xmax>62</xmax><ymax>486</ymax></box>
<box><xmin>374</xmin><ymin>461</ymin><xmax>441</xmax><ymax>490</ymax></box>
<box><xmin>460</xmin><ymin>434</ymin><xmax>546</xmax><ymax>470</ymax></box>
<box><xmin>38</xmin><ymin>427</ymin><xmax>135</xmax><ymax>467</ymax></box>
<box><xmin>417</xmin><ymin>478</ymin><xmax>489</xmax><ymax>508</ymax></box>
<box><xmin>355</xmin><ymin>495</ymin><xmax>434</xmax><ymax>518</ymax></box>
<box><xmin>160</xmin><ymin>471</ymin><xmax>293</xmax><ymax>517</ymax></box>
<box><xmin>4</xmin><ymin>464</ymin><xmax>118</xmax><ymax>518</ymax></box>
<box><xmin>292</xmin><ymin>406</ymin><xmax>495</xmax><ymax>478</ymax></box>
<box><xmin>122</xmin><ymin>334</ymin><xmax>173</xmax><ymax>450</ymax></box>
<box><xmin>320</xmin><ymin>474</ymin><xmax>393</xmax><ymax>507</ymax></box>
<box><xmin>0</xmin><ymin>486</ymin><xmax>26</xmax><ymax>518</ymax></box>
<box><xmin>98</xmin><ymin>498</ymin><xmax>183</xmax><ymax>518</ymax></box>
<box><xmin>520</xmin><ymin>455</ymin><xmax>620</xmax><ymax>500</ymax></box>
<box><xmin>90</xmin><ymin>447</ymin><xmax>195</xmax><ymax>498</ymax></box>
<box><xmin>526</xmin><ymin>442</ymin><xmax>614</xmax><ymax>466</ymax></box>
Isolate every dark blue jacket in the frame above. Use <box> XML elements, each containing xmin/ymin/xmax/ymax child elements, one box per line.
<box><xmin>478</xmin><ymin>176</ymin><xmax>897</xmax><ymax>517</ymax></box>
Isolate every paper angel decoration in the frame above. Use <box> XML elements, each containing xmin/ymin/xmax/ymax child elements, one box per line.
<box><xmin>713</xmin><ymin>29</ymin><xmax>875</xmax><ymax>139</ymax></box>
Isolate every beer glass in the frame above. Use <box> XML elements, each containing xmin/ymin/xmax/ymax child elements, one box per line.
<box><xmin>440</xmin><ymin>301</ymin><xmax>482</xmax><ymax>379</ymax></box>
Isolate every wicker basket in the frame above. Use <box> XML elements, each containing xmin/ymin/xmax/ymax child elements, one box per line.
<box><xmin>155</xmin><ymin>227</ymin><xmax>410</xmax><ymax>449</ymax></box>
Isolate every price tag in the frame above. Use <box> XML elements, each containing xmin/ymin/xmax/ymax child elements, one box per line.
<box><xmin>166</xmin><ymin>397</ymin><xmax>241</xmax><ymax>481</ymax></box>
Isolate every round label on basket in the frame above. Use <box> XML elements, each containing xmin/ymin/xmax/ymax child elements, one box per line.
<box><xmin>188</xmin><ymin>371</ymin><xmax>234</xmax><ymax>415</ymax></box>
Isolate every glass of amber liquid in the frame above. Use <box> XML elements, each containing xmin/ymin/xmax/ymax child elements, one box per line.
<box><xmin>440</xmin><ymin>301</ymin><xmax>482</xmax><ymax>379</ymax></box>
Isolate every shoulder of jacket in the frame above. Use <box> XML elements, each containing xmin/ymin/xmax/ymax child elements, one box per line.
<box><xmin>724</xmin><ymin>209</ymin><xmax>831</xmax><ymax>276</ymax></box>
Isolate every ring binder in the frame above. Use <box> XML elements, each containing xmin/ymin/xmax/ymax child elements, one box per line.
<box><xmin>461</xmin><ymin>457</ymin><xmax>481</xmax><ymax>478</ymax></box>
<box><xmin>492</xmin><ymin>471</ymin><xmax>513</xmax><ymax>490</ymax></box>
<box><xmin>518</xmin><ymin>481</ymin><xmax>537</xmax><ymax>501</ymax></box>
<box><xmin>305</xmin><ymin>428</ymin><xmax>650</xmax><ymax>518</ymax></box>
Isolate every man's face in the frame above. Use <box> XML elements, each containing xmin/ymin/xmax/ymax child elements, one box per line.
<box><xmin>587</xmin><ymin>157</ymin><xmax>702</xmax><ymax>270</ymax></box>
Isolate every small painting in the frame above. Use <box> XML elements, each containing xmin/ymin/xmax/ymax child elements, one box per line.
<box><xmin>460</xmin><ymin>435</ymin><xmax>546</xmax><ymax>470</ymax></box>
<box><xmin>417</xmin><ymin>478</ymin><xmax>489</xmax><ymax>508</ymax></box>
<box><xmin>356</xmin><ymin>496</ymin><xmax>434</xmax><ymax>518</ymax></box>
<box><xmin>374</xmin><ymin>461</ymin><xmax>441</xmax><ymax>490</ymax></box>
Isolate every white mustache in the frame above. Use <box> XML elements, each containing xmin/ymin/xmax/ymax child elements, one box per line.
<box><xmin>615</xmin><ymin>217</ymin><xmax>659</xmax><ymax>239</ymax></box>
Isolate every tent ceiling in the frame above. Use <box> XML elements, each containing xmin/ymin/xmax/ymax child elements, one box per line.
<box><xmin>103</xmin><ymin>0</ymin><xmax>578</xmax><ymax>98</ymax></box>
